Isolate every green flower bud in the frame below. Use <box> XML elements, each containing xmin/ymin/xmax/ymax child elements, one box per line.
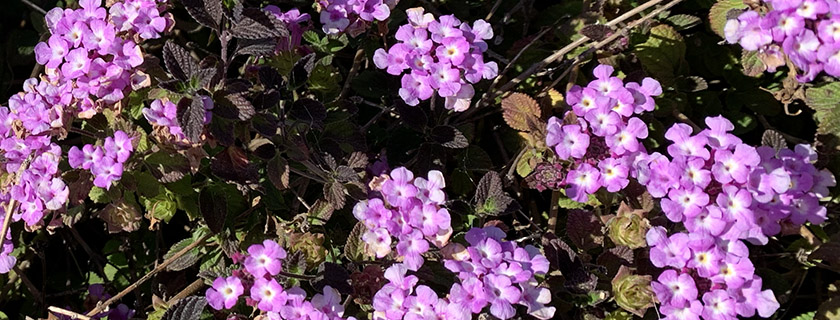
<box><xmin>607</xmin><ymin>207</ymin><xmax>650</xmax><ymax>249</ymax></box>
<box><xmin>611</xmin><ymin>267</ymin><xmax>654</xmax><ymax>317</ymax></box>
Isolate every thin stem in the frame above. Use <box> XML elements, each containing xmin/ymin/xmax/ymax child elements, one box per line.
<box><xmin>337</xmin><ymin>48</ymin><xmax>365</xmax><ymax>102</ymax></box>
<box><xmin>547</xmin><ymin>190</ymin><xmax>561</xmax><ymax>233</ymax></box>
<box><xmin>166</xmin><ymin>279</ymin><xmax>206</xmax><ymax>306</ymax></box>
<box><xmin>361</xmin><ymin>106</ymin><xmax>394</xmax><ymax>132</ymax></box>
<box><xmin>48</xmin><ymin>307</ymin><xmax>91</xmax><ymax>320</ymax></box>
<box><xmin>485</xmin><ymin>0</ymin><xmax>505</xmax><ymax>20</ymax></box>
<box><xmin>277</xmin><ymin>270</ymin><xmax>317</xmax><ymax>280</ymax></box>
<box><xmin>495</xmin><ymin>0</ymin><xmax>668</xmax><ymax>94</ymax></box>
<box><xmin>0</xmin><ymin>155</ymin><xmax>34</xmax><ymax>251</ymax></box>
<box><xmin>20</xmin><ymin>0</ymin><xmax>47</xmax><ymax>15</ymax></box>
<box><xmin>85</xmin><ymin>233</ymin><xmax>212</xmax><ymax>317</ymax></box>
<box><xmin>13</xmin><ymin>265</ymin><xmax>44</xmax><ymax>307</ymax></box>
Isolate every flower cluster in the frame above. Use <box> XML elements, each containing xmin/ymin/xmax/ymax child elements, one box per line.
<box><xmin>544</xmin><ymin>64</ymin><xmax>836</xmax><ymax>319</ymax></box>
<box><xmin>441</xmin><ymin>227</ymin><xmax>554</xmax><ymax>320</ymax></box>
<box><xmin>637</xmin><ymin>118</ymin><xmax>833</xmax><ymax>319</ymax></box>
<box><xmin>373</xmin><ymin>8</ymin><xmax>498</xmax><ymax>110</ymax></box>
<box><xmin>724</xmin><ymin>0</ymin><xmax>840</xmax><ymax>81</ymax></box>
<box><xmin>265</xmin><ymin>6</ymin><xmax>312</xmax><ymax>52</ymax></box>
<box><xmin>205</xmin><ymin>240</ymin><xmax>351</xmax><ymax>320</ymax></box>
<box><xmin>68</xmin><ymin>130</ymin><xmax>134</xmax><ymax>189</ymax></box>
<box><xmin>0</xmin><ymin>0</ymin><xmax>171</xmax><ymax>274</ymax></box>
<box><xmin>545</xmin><ymin>64</ymin><xmax>661</xmax><ymax>201</ymax></box>
<box><xmin>353</xmin><ymin>167</ymin><xmax>451</xmax><ymax>271</ymax></box>
<box><xmin>318</xmin><ymin>0</ymin><xmax>397</xmax><ymax>35</ymax></box>
<box><xmin>142</xmin><ymin>98</ymin><xmax>213</xmax><ymax>144</ymax></box>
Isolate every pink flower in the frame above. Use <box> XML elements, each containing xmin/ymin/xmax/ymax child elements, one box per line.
<box><xmin>206</xmin><ymin>276</ymin><xmax>244</xmax><ymax>310</ymax></box>
<box><xmin>244</xmin><ymin>239</ymin><xmax>287</xmax><ymax>278</ymax></box>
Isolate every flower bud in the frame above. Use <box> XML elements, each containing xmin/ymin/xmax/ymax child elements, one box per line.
<box><xmin>611</xmin><ymin>267</ymin><xmax>654</xmax><ymax>316</ymax></box>
<box><xmin>607</xmin><ymin>210</ymin><xmax>650</xmax><ymax>249</ymax></box>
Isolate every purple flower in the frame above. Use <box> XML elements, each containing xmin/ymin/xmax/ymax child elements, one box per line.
<box><xmin>484</xmin><ymin>274</ymin><xmax>521</xmax><ymax>320</ymax></box>
<box><xmin>104</xmin><ymin>130</ymin><xmax>133</xmax><ymax>163</ymax></box>
<box><xmin>382</xmin><ymin>167</ymin><xmax>418</xmax><ymax>208</ymax></box>
<box><xmin>661</xmin><ymin>300</ymin><xmax>702</xmax><ymax>320</ymax></box>
<box><xmin>449</xmin><ymin>277</ymin><xmax>488</xmax><ymax>313</ymax></box>
<box><xmin>598</xmin><ymin>157</ymin><xmax>629</xmax><ymax>192</ymax></box>
<box><xmin>651</xmin><ymin>270</ymin><xmax>698</xmax><ymax>307</ymax></box>
<box><xmin>34</xmin><ymin>35</ymin><xmax>69</xmax><ymax>69</ymax></box>
<box><xmin>68</xmin><ymin>145</ymin><xmax>103</xmax><ymax>170</ymax></box>
<box><xmin>373</xmin><ymin>44</ymin><xmax>410</xmax><ymax>75</ymax></box>
<box><xmin>429</xmin><ymin>63</ymin><xmax>462</xmax><ymax>97</ymax></box>
<box><xmin>713</xmin><ymin>144</ymin><xmax>760</xmax><ymax>184</ymax></box>
<box><xmin>648</xmin><ymin>230</ymin><xmax>691</xmax><ymax>268</ymax></box>
<box><xmin>250</xmin><ymin>277</ymin><xmax>287</xmax><ymax>312</ymax></box>
<box><xmin>547</xmin><ymin>121</ymin><xmax>590</xmax><ymax>160</ymax></box>
<box><xmin>91</xmin><ymin>157</ymin><xmax>123</xmax><ymax>189</ymax></box>
<box><xmin>62</xmin><ymin>48</ymin><xmax>91</xmax><ymax>79</ymax></box>
<box><xmin>38</xmin><ymin>177</ymin><xmax>68</xmax><ymax>211</ymax></box>
<box><xmin>436</xmin><ymin>37</ymin><xmax>470</xmax><ymax>65</ymax></box>
<box><xmin>396</xmin><ymin>230</ymin><xmax>429</xmax><ymax>270</ymax></box>
<box><xmin>428</xmin><ymin>15</ymin><xmax>463</xmax><ymax>42</ymax></box>
<box><xmin>206</xmin><ymin>276</ymin><xmax>244</xmax><ymax>310</ymax></box>
<box><xmin>399</xmin><ymin>72</ymin><xmax>434</xmax><ymax>106</ymax></box>
<box><xmin>244</xmin><ymin>239</ymin><xmax>287</xmax><ymax>278</ymax></box>
<box><xmin>701</xmin><ymin>290</ymin><xmax>737</xmax><ymax>320</ymax></box>
<box><xmin>565</xmin><ymin>163</ymin><xmax>601</xmax><ymax>203</ymax></box>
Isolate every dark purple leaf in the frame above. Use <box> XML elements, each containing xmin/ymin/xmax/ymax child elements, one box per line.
<box><xmin>199</xmin><ymin>186</ymin><xmax>227</xmax><ymax>234</ymax></box>
<box><xmin>289</xmin><ymin>98</ymin><xmax>327</xmax><ymax>128</ymax></box>
<box><xmin>580</xmin><ymin>24</ymin><xmax>614</xmax><ymax>41</ymax></box>
<box><xmin>229</xmin><ymin>8</ymin><xmax>289</xmax><ymax>39</ymax></box>
<box><xmin>566</xmin><ymin>209</ymin><xmax>604</xmax><ymax>251</ymax></box>
<box><xmin>182</xmin><ymin>0</ymin><xmax>222</xmax><ymax>30</ymax></box>
<box><xmin>162</xmin><ymin>296</ymin><xmax>207</xmax><ymax>320</ymax></box>
<box><xmin>235</xmin><ymin>38</ymin><xmax>279</xmax><ymax>57</ymax></box>
<box><xmin>176</xmin><ymin>96</ymin><xmax>207</xmax><ymax>142</ymax></box>
<box><xmin>430</xmin><ymin>125</ymin><xmax>468</xmax><ymax>149</ymax></box>
<box><xmin>290</xmin><ymin>53</ymin><xmax>317</xmax><ymax>88</ymax></box>
<box><xmin>163</xmin><ymin>41</ymin><xmax>199</xmax><ymax>81</ymax></box>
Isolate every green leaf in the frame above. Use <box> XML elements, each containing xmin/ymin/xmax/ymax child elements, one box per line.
<box><xmin>145</xmin><ymin>193</ymin><xmax>178</xmax><ymax>223</ymax></box>
<box><xmin>665</xmin><ymin>14</ymin><xmax>701</xmax><ymax>31</ymax></box>
<box><xmin>708</xmin><ymin>0</ymin><xmax>747</xmax><ymax>38</ymax></box>
<box><xmin>806</xmin><ymin>83</ymin><xmax>840</xmax><ymax>139</ymax></box>
<box><xmin>634</xmin><ymin>24</ymin><xmax>686</xmax><ymax>85</ymax></box>
<box><xmin>795</xmin><ymin>311</ymin><xmax>817</xmax><ymax>320</ymax></box>
<box><xmin>344</xmin><ymin>222</ymin><xmax>369</xmax><ymax>262</ymax></box>
<box><xmin>741</xmin><ymin>50</ymin><xmax>765</xmax><ymax>77</ymax></box>
<box><xmin>164</xmin><ymin>238</ymin><xmax>201</xmax><ymax>271</ymax></box>
<box><xmin>89</xmin><ymin>187</ymin><xmax>112</xmax><ymax>204</ymax></box>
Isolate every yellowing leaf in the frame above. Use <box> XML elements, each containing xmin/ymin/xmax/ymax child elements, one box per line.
<box><xmin>501</xmin><ymin>92</ymin><xmax>541</xmax><ymax>131</ymax></box>
<box><xmin>806</xmin><ymin>83</ymin><xmax>840</xmax><ymax>139</ymax></box>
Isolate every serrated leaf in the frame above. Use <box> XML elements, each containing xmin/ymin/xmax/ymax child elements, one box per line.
<box><xmin>290</xmin><ymin>53</ymin><xmax>317</xmax><ymax>88</ymax></box>
<box><xmin>797</xmin><ymin>311</ymin><xmax>817</xmax><ymax>320</ymax></box>
<box><xmin>235</xmin><ymin>38</ymin><xmax>278</xmax><ymax>57</ymax></box>
<box><xmin>501</xmin><ymin>93</ymin><xmax>541</xmax><ymax>131</ymax></box>
<box><xmin>308</xmin><ymin>199</ymin><xmax>334</xmax><ymax>226</ymax></box>
<box><xmin>199</xmin><ymin>187</ymin><xmax>227</xmax><ymax>234</ymax></box>
<box><xmin>708</xmin><ymin>0</ymin><xmax>747</xmax><ymax>38</ymax></box>
<box><xmin>162</xmin><ymin>296</ymin><xmax>207</xmax><ymax>320</ymax></box>
<box><xmin>634</xmin><ymin>24</ymin><xmax>686</xmax><ymax>85</ymax></box>
<box><xmin>251</xmin><ymin>112</ymin><xmax>279</xmax><ymax>136</ymax></box>
<box><xmin>182</xmin><ymin>0</ymin><xmax>222</xmax><ymax>30</ymax></box>
<box><xmin>665</xmin><ymin>14</ymin><xmax>701</xmax><ymax>31</ymax></box>
<box><xmin>144</xmin><ymin>193</ymin><xmax>178</xmax><ymax>223</ymax></box>
<box><xmin>267</xmin><ymin>155</ymin><xmax>290</xmax><ymax>190</ymax></box>
<box><xmin>163</xmin><ymin>41</ymin><xmax>199</xmax><ymax>81</ymax></box>
<box><xmin>761</xmin><ymin>129</ymin><xmax>787</xmax><ymax>152</ymax></box>
<box><xmin>806</xmin><ymin>83</ymin><xmax>840</xmax><ymax>139</ymax></box>
<box><xmin>347</xmin><ymin>152</ymin><xmax>368</xmax><ymax>169</ymax></box>
<box><xmin>214</xmin><ymin>85</ymin><xmax>255</xmax><ymax>121</ymax></box>
<box><xmin>580</xmin><ymin>24</ymin><xmax>614</xmax><ymax>41</ymax></box>
<box><xmin>324</xmin><ymin>182</ymin><xmax>347</xmax><ymax>209</ymax></box>
<box><xmin>741</xmin><ymin>49</ymin><xmax>765</xmax><ymax>77</ymax></box>
<box><xmin>474</xmin><ymin>171</ymin><xmax>515</xmax><ymax>216</ymax></box>
<box><xmin>431</xmin><ymin>125</ymin><xmax>469</xmax><ymax>148</ymax></box>
<box><xmin>344</xmin><ymin>222</ymin><xmax>368</xmax><ymax>261</ymax></box>
<box><xmin>164</xmin><ymin>238</ymin><xmax>201</xmax><ymax>271</ymax></box>
<box><xmin>229</xmin><ymin>8</ymin><xmax>289</xmax><ymax>40</ymax></box>
<box><xmin>176</xmin><ymin>97</ymin><xmax>206</xmax><ymax>142</ymax></box>
<box><xmin>566</xmin><ymin>209</ymin><xmax>603</xmax><ymax>251</ymax></box>
<box><xmin>676</xmin><ymin>76</ymin><xmax>708</xmax><ymax>92</ymax></box>
<box><xmin>516</xmin><ymin>150</ymin><xmax>536</xmax><ymax>177</ymax></box>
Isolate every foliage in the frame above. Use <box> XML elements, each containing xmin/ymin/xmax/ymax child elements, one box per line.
<box><xmin>1</xmin><ymin>0</ymin><xmax>840</xmax><ymax>320</ymax></box>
